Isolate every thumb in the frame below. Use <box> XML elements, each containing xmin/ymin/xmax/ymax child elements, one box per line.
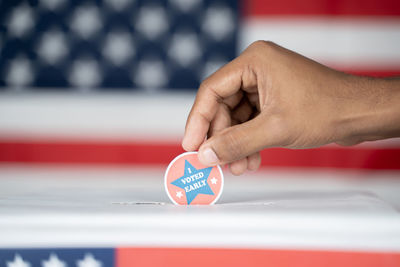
<box><xmin>198</xmin><ymin>115</ymin><xmax>271</xmax><ymax>166</ymax></box>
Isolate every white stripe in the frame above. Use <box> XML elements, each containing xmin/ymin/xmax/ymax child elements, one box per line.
<box><xmin>0</xmin><ymin>92</ymin><xmax>399</xmax><ymax>147</ymax></box>
<box><xmin>240</xmin><ymin>17</ymin><xmax>400</xmax><ymax>70</ymax></box>
<box><xmin>0</xmin><ymin>91</ymin><xmax>195</xmax><ymax>142</ymax></box>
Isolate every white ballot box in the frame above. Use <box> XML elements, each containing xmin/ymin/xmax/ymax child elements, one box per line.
<box><xmin>0</xmin><ymin>165</ymin><xmax>400</xmax><ymax>267</ymax></box>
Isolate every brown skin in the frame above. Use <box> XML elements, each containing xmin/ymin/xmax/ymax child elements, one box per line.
<box><xmin>182</xmin><ymin>41</ymin><xmax>400</xmax><ymax>175</ymax></box>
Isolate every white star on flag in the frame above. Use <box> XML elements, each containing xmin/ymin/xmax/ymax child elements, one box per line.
<box><xmin>168</xmin><ymin>32</ymin><xmax>201</xmax><ymax>67</ymax></box>
<box><xmin>134</xmin><ymin>58</ymin><xmax>168</xmax><ymax>89</ymax></box>
<box><xmin>202</xmin><ymin>5</ymin><xmax>234</xmax><ymax>41</ymax></box>
<box><xmin>176</xmin><ymin>191</ymin><xmax>183</xmax><ymax>198</ymax></box>
<box><xmin>77</xmin><ymin>254</ymin><xmax>102</xmax><ymax>267</ymax></box>
<box><xmin>135</xmin><ymin>6</ymin><xmax>168</xmax><ymax>40</ymax></box>
<box><xmin>210</xmin><ymin>177</ymin><xmax>218</xmax><ymax>184</ymax></box>
<box><xmin>7</xmin><ymin>254</ymin><xmax>31</xmax><ymax>267</ymax></box>
<box><xmin>7</xmin><ymin>4</ymin><xmax>35</xmax><ymax>38</ymax></box>
<box><xmin>42</xmin><ymin>253</ymin><xmax>66</xmax><ymax>267</ymax></box>
<box><xmin>70</xmin><ymin>5</ymin><xmax>102</xmax><ymax>39</ymax></box>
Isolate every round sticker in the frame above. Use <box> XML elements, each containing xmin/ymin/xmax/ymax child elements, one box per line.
<box><xmin>164</xmin><ymin>152</ymin><xmax>224</xmax><ymax>205</ymax></box>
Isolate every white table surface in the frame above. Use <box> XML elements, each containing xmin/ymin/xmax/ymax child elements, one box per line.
<box><xmin>0</xmin><ymin>165</ymin><xmax>400</xmax><ymax>252</ymax></box>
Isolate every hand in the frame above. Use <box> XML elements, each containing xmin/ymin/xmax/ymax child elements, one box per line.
<box><xmin>182</xmin><ymin>41</ymin><xmax>400</xmax><ymax>175</ymax></box>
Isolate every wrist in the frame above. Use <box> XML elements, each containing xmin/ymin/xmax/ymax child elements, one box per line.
<box><xmin>336</xmin><ymin>76</ymin><xmax>400</xmax><ymax>144</ymax></box>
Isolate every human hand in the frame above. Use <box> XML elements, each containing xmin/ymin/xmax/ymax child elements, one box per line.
<box><xmin>182</xmin><ymin>41</ymin><xmax>400</xmax><ymax>175</ymax></box>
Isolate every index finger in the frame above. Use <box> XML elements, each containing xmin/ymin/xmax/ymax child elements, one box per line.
<box><xmin>182</xmin><ymin>59</ymin><xmax>244</xmax><ymax>151</ymax></box>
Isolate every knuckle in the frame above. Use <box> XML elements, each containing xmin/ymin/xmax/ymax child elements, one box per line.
<box><xmin>198</xmin><ymin>79</ymin><xmax>210</xmax><ymax>93</ymax></box>
<box><xmin>198</xmin><ymin>79</ymin><xmax>223</xmax><ymax>103</ymax></box>
<box><xmin>249</xmin><ymin>40</ymin><xmax>277</xmax><ymax>51</ymax></box>
<box><xmin>244</xmin><ymin>40</ymin><xmax>278</xmax><ymax>67</ymax></box>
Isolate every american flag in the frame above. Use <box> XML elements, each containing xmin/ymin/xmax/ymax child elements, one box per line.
<box><xmin>0</xmin><ymin>1</ymin><xmax>400</xmax><ymax>267</ymax></box>
<box><xmin>0</xmin><ymin>0</ymin><xmax>399</xmax><ymax>169</ymax></box>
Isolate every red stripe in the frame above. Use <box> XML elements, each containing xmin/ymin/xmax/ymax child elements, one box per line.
<box><xmin>243</xmin><ymin>0</ymin><xmax>400</xmax><ymax>16</ymax></box>
<box><xmin>0</xmin><ymin>140</ymin><xmax>399</xmax><ymax>170</ymax></box>
<box><xmin>0</xmin><ymin>140</ymin><xmax>184</xmax><ymax>166</ymax></box>
<box><xmin>117</xmin><ymin>247</ymin><xmax>400</xmax><ymax>267</ymax></box>
<box><xmin>344</xmin><ymin>70</ymin><xmax>400</xmax><ymax>78</ymax></box>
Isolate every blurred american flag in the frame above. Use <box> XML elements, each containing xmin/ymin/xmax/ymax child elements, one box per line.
<box><xmin>1</xmin><ymin>1</ymin><xmax>400</xmax><ymax>265</ymax></box>
<box><xmin>0</xmin><ymin>0</ymin><xmax>399</xmax><ymax>168</ymax></box>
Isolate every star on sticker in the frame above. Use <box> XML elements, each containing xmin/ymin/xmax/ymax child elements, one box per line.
<box><xmin>7</xmin><ymin>254</ymin><xmax>31</xmax><ymax>267</ymax></box>
<box><xmin>171</xmin><ymin>160</ymin><xmax>214</xmax><ymax>204</ymax></box>
<box><xmin>77</xmin><ymin>254</ymin><xmax>102</xmax><ymax>267</ymax></box>
<box><xmin>210</xmin><ymin>177</ymin><xmax>218</xmax><ymax>184</ymax></box>
<box><xmin>42</xmin><ymin>253</ymin><xmax>66</xmax><ymax>267</ymax></box>
<box><xmin>176</xmin><ymin>191</ymin><xmax>183</xmax><ymax>198</ymax></box>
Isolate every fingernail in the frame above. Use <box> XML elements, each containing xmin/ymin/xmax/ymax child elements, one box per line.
<box><xmin>200</xmin><ymin>147</ymin><xmax>219</xmax><ymax>166</ymax></box>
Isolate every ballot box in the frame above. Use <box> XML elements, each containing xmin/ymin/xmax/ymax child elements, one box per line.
<box><xmin>0</xmin><ymin>166</ymin><xmax>399</xmax><ymax>267</ymax></box>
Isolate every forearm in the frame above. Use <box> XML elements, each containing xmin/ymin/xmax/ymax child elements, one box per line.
<box><xmin>339</xmin><ymin>76</ymin><xmax>400</xmax><ymax>144</ymax></box>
